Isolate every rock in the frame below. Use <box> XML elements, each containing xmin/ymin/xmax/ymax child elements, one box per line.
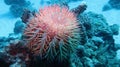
<box><xmin>115</xmin><ymin>44</ymin><xmax>120</xmax><ymax>49</ymax></box>
<box><xmin>6</xmin><ymin>0</ymin><xmax>31</xmax><ymax>18</ymax></box>
<box><xmin>91</xmin><ymin>36</ymin><xmax>104</xmax><ymax>46</ymax></box>
<box><xmin>92</xmin><ymin>58</ymin><xmax>105</xmax><ymax>67</ymax></box>
<box><xmin>84</xmin><ymin>49</ymin><xmax>94</xmax><ymax>57</ymax></box>
<box><xmin>0</xmin><ymin>58</ymin><xmax>9</xmax><ymax>67</ymax></box>
<box><xmin>71</xmin><ymin>1</ymin><xmax>87</xmax><ymax>16</ymax></box>
<box><xmin>9</xmin><ymin>4</ymin><xmax>25</xmax><ymax>17</ymax></box>
<box><xmin>14</xmin><ymin>20</ymin><xmax>25</xmax><ymax>34</ymax></box>
<box><xmin>96</xmin><ymin>30</ymin><xmax>114</xmax><ymax>45</ymax></box>
<box><xmin>0</xmin><ymin>37</ymin><xmax>6</xmax><ymax>42</ymax></box>
<box><xmin>4</xmin><ymin>0</ymin><xmax>27</xmax><ymax>5</ymax></box>
<box><xmin>108</xmin><ymin>0</ymin><xmax>120</xmax><ymax>10</ymax></box>
<box><xmin>70</xmin><ymin>54</ymin><xmax>83</xmax><ymax>67</ymax></box>
<box><xmin>107</xmin><ymin>58</ymin><xmax>120</xmax><ymax>67</ymax></box>
<box><xmin>9</xmin><ymin>58</ymin><xmax>26</xmax><ymax>67</ymax></box>
<box><xmin>77</xmin><ymin>45</ymin><xmax>85</xmax><ymax>57</ymax></box>
<box><xmin>82</xmin><ymin>57</ymin><xmax>94</xmax><ymax>67</ymax></box>
<box><xmin>110</xmin><ymin>24</ymin><xmax>119</xmax><ymax>35</ymax></box>
<box><xmin>102</xmin><ymin>3</ymin><xmax>112</xmax><ymax>11</ymax></box>
<box><xmin>103</xmin><ymin>0</ymin><xmax>120</xmax><ymax>10</ymax></box>
<box><xmin>116</xmin><ymin>49</ymin><xmax>120</xmax><ymax>60</ymax></box>
<box><xmin>79</xmin><ymin>12</ymin><xmax>112</xmax><ymax>39</ymax></box>
<box><xmin>95</xmin><ymin>55</ymin><xmax>108</xmax><ymax>67</ymax></box>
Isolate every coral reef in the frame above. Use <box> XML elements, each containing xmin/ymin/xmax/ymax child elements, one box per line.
<box><xmin>103</xmin><ymin>0</ymin><xmax>120</xmax><ymax>11</ymax></box>
<box><xmin>110</xmin><ymin>24</ymin><xmax>119</xmax><ymax>35</ymax></box>
<box><xmin>14</xmin><ymin>20</ymin><xmax>25</xmax><ymax>34</ymax></box>
<box><xmin>4</xmin><ymin>0</ymin><xmax>27</xmax><ymax>5</ymax></box>
<box><xmin>0</xmin><ymin>1</ymin><xmax>120</xmax><ymax>67</ymax></box>
<box><xmin>75</xmin><ymin>12</ymin><xmax>120</xmax><ymax>67</ymax></box>
<box><xmin>0</xmin><ymin>37</ymin><xmax>33</xmax><ymax>67</ymax></box>
<box><xmin>4</xmin><ymin>0</ymin><xmax>31</xmax><ymax>17</ymax></box>
<box><xmin>102</xmin><ymin>3</ymin><xmax>112</xmax><ymax>11</ymax></box>
<box><xmin>71</xmin><ymin>2</ymin><xmax>87</xmax><ymax>16</ymax></box>
<box><xmin>21</xmin><ymin>9</ymin><xmax>36</xmax><ymax>23</ymax></box>
<box><xmin>108</xmin><ymin>0</ymin><xmax>120</xmax><ymax>10</ymax></box>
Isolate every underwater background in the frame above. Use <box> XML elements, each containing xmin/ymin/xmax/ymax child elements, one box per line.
<box><xmin>0</xmin><ymin>0</ymin><xmax>120</xmax><ymax>67</ymax></box>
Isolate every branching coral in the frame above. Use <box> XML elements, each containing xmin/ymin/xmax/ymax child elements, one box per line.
<box><xmin>23</xmin><ymin>5</ymin><xmax>81</xmax><ymax>62</ymax></box>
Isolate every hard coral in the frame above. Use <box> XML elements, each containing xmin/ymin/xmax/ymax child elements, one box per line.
<box><xmin>23</xmin><ymin>5</ymin><xmax>81</xmax><ymax>62</ymax></box>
